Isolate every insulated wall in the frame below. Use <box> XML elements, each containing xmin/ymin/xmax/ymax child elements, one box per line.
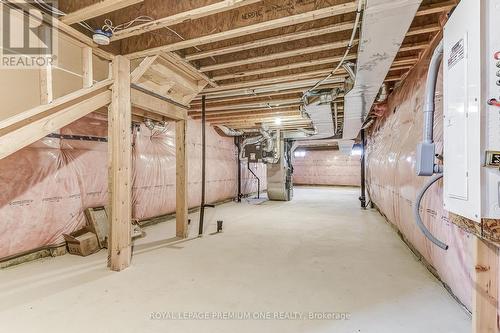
<box><xmin>293</xmin><ymin>149</ymin><xmax>361</xmax><ymax>186</ymax></box>
<box><xmin>365</xmin><ymin>39</ymin><xmax>477</xmax><ymax>310</ymax></box>
<box><xmin>0</xmin><ymin>115</ymin><xmax>265</xmax><ymax>259</ymax></box>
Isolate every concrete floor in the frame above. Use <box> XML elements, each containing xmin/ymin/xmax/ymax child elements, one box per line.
<box><xmin>0</xmin><ymin>187</ymin><xmax>470</xmax><ymax>333</ymax></box>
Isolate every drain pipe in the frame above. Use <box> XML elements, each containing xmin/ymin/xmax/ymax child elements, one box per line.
<box><xmin>247</xmin><ymin>161</ymin><xmax>261</xmax><ymax>199</ymax></box>
<box><xmin>414</xmin><ymin>40</ymin><xmax>448</xmax><ymax>250</ymax></box>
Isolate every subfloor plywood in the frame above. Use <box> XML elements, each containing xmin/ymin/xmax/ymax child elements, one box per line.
<box><xmin>0</xmin><ymin>187</ymin><xmax>470</xmax><ymax>332</ymax></box>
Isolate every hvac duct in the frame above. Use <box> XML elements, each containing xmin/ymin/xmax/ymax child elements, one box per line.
<box><xmin>215</xmin><ymin>125</ymin><xmax>244</xmax><ymax>137</ymax></box>
<box><xmin>343</xmin><ymin>0</ymin><xmax>423</xmax><ymax>140</ymax></box>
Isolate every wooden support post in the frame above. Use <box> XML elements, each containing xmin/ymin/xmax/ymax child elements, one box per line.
<box><xmin>108</xmin><ymin>55</ymin><xmax>132</xmax><ymax>271</ymax></box>
<box><xmin>82</xmin><ymin>47</ymin><xmax>93</xmax><ymax>88</ymax></box>
<box><xmin>175</xmin><ymin>119</ymin><xmax>188</xmax><ymax>238</ymax></box>
<box><xmin>39</xmin><ymin>26</ymin><xmax>53</xmax><ymax>104</ymax></box>
<box><xmin>473</xmin><ymin>236</ymin><xmax>499</xmax><ymax>333</ymax></box>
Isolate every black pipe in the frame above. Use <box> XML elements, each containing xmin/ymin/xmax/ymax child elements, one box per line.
<box><xmin>359</xmin><ymin>129</ymin><xmax>367</xmax><ymax>208</ymax></box>
<box><xmin>198</xmin><ymin>95</ymin><xmax>206</xmax><ymax>236</ymax></box>
<box><xmin>235</xmin><ymin>137</ymin><xmax>242</xmax><ymax>202</ymax></box>
<box><xmin>247</xmin><ymin>160</ymin><xmax>260</xmax><ymax>199</ymax></box>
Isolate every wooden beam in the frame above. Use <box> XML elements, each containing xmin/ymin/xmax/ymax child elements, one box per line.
<box><xmin>112</xmin><ymin>0</ymin><xmax>261</xmax><ymax>41</ymax></box>
<box><xmin>399</xmin><ymin>41</ymin><xmax>429</xmax><ymax>52</ymax></box>
<box><xmin>205</xmin><ymin>71</ymin><xmax>345</xmax><ymax>93</ymax></box>
<box><xmin>190</xmin><ymin>105</ymin><xmax>299</xmax><ymax>117</ymax></box>
<box><xmin>0</xmin><ymin>91</ymin><xmax>111</xmax><ymax>160</ymax></box>
<box><xmin>108</xmin><ymin>55</ymin><xmax>132</xmax><ymax>271</ymax></box>
<box><xmin>190</xmin><ymin>98</ymin><xmax>300</xmax><ymax>112</ymax></box>
<box><xmin>191</xmin><ymin>85</ymin><xmax>341</xmax><ymax>103</ymax></box>
<box><xmin>176</xmin><ymin>119</ymin><xmax>188</xmax><ymax>238</ymax></box>
<box><xmin>416</xmin><ymin>1</ymin><xmax>456</xmax><ymax>16</ymax></box>
<box><xmin>126</xmin><ymin>3</ymin><xmax>358</xmax><ymax>58</ymax></box>
<box><xmin>82</xmin><ymin>47</ymin><xmax>94</xmax><ymax>88</ymax></box>
<box><xmin>199</xmin><ymin>111</ymin><xmax>302</xmax><ymax>121</ymax></box>
<box><xmin>61</xmin><ymin>0</ymin><xmax>144</xmax><ymax>25</ymax></box>
<box><xmin>201</xmin><ymin>77</ymin><xmax>344</xmax><ymax>97</ymax></box>
<box><xmin>131</xmin><ymin>86</ymin><xmax>188</xmax><ymax>121</ymax></box>
<box><xmin>131</xmin><ymin>55</ymin><xmax>158</xmax><ymax>83</ymax></box>
<box><xmin>407</xmin><ymin>23</ymin><xmax>441</xmax><ymax>36</ymax></box>
<box><xmin>185</xmin><ymin>21</ymin><xmax>356</xmax><ymax>61</ymax></box>
<box><xmin>472</xmin><ymin>237</ymin><xmax>499</xmax><ymax>333</ymax></box>
<box><xmin>200</xmin><ymin>39</ymin><xmax>356</xmax><ymax>72</ymax></box>
<box><xmin>211</xmin><ymin>54</ymin><xmax>356</xmax><ymax>81</ymax></box>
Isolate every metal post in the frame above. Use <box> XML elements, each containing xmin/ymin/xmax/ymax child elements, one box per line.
<box><xmin>360</xmin><ymin>129</ymin><xmax>367</xmax><ymax>208</ymax></box>
<box><xmin>235</xmin><ymin>137</ymin><xmax>242</xmax><ymax>202</ymax></box>
<box><xmin>198</xmin><ymin>95</ymin><xmax>206</xmax><ymax>236</ymax></box>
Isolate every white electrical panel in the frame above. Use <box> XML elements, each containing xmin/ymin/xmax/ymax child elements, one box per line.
<box><xmin>443</xmin><ymin>0</ymin><xmax>500</xmax><ymax>222</ymax></box>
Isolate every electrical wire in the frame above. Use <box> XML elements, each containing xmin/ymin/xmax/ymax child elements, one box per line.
<box><xmin>34</xmin><ymin>0</ymin><xmax>96</xmax><ymax>32</ymax></box>
<box><xmin>301</xmin><ymin>0</ymin><xmax>364</xmax><ymax>100</ymax></box>
<box><xmin>102</xmin><ymin>16</ymin><xmax>155</xmax><ymax>33</ymax></box>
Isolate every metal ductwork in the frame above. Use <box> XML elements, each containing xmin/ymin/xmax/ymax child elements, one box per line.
<box><xmin>215</xmin><ymin>125</ymin><xmax>244</xmax><ymax>137</ymax></box>
<box><xmin>343</xmin><ymin>0</ymin><xmax>423</xmax><ymax>140</ymax></box>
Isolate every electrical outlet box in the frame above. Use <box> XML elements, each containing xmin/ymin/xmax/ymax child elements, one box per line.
<box><xmin>443</xmin><ymin>0</ymin><xmax>500</xmax><ymax>222</ymax></box>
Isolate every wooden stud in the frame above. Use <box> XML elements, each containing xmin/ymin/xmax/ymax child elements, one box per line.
<box><xmin>176</xmin><ymin>120</ymin><xmax>188</xmax><ymax>238</ymax></box>
<box><xmin>472</xmin><ymin>236</ymin><xmax>499</xmax><ymax>333</ymax></box>
<box><xmin>61</xmin><ymin>0</ymin><xmax>144</xmax><ymax>25</ymax></box>
<box><xmin>82</xmin><ymin>47</ymin><xmax>94</xmax><ymax>88</ymax></box>
<box><xmin>108</xmin><ymin>55</ymin><xmax>132</xmax><ymax>271</ymax></box>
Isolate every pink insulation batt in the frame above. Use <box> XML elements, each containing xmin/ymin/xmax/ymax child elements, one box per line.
<box><xmin>0</xmin><ymin>115</ymin><xmax>265</xmax><ymax>259</ymax></box>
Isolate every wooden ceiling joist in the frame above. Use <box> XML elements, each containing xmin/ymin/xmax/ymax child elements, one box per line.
<box><xmin>185</xmin><ymin>21</ymin><xmax>357</xmax><ymax>61</ymax></box>
<box><xmin>191</xmin><ymin>109</ymin><xmax>301</xmax><ymax>120</ymax></box>
<box><xmin>200</xmin><ymin>39</ymin><xmax>357</xmax><ymax>72</ymax></box>
<box><xmin>61</xmin><ymin>0</ymin><xmax>144</xmax><ymax>25</ymax></box>
<box><xmin>189</xmin><ymin>105</ymin><xmax>300</xmax><ymax>117</ymax></box>
<box><xmin>125</xmin><ymin>2</ymin><xmax>358</xmax><ymax>58</ymax></box>
<box><xmin>415</xmin><ymin>0</ymin><xmax>456</xmax><ymax>16</ymax></box>
<box><xmin>407</xmin><ymin>23</ymin><xmax>441</xmax><ymax>36</ymax></box>
<box><xmin>202</xmin><ymin>77</ymin><xmax>344</xmax><ymax>97</ymax></box>
<box><xmin>190</xmin><ymin>98</ymin><xmax>301</xmax><ymax>112</ymax></box>
<box><xmin>112</xmin><ymin>0</ymin><xmax>261</xmax><ymax>42</ymax></box>
<box><xmin>211</xmin><ymin>54</ymin><xmax>356</xmax><ymax>81</ymax></box>
<box><xmin>205</xmin><ymin>71</ymin><xmax>346</xmax><ymax>93</ymax></box>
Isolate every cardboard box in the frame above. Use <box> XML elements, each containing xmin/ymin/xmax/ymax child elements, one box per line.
<box><xmin>63</xmin><ymin>227</ymin><xmax>99</xmax><ymax>256</ymax></box>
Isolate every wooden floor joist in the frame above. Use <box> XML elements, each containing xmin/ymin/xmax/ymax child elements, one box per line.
<box><xmin>200</xmin><ymin>39</ymin><xmax>356</xmax><ymax>72</ymax></box>
<box><xmin>211</xmin><ymin>54</ymin><xmax>356</xmax><ymax>81</ymax></box>
<box><xmin>125</xmin><ymin>3</ymin><xmax>358</xmax><ymax>58</ymax></box>
<box><xmin>112</xmin><ymin>0</ymin><xmax>261</xmax><ymax>41</ymax></box>
<box><xmin>61</xmin><ymin>0</ymin><xmax>144</xmax><ymax>25</ymax></box>
<box><xmin>185</xmin><ymin>21</ymin><xmax>357</xmax><ymax>61</ymax></box>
